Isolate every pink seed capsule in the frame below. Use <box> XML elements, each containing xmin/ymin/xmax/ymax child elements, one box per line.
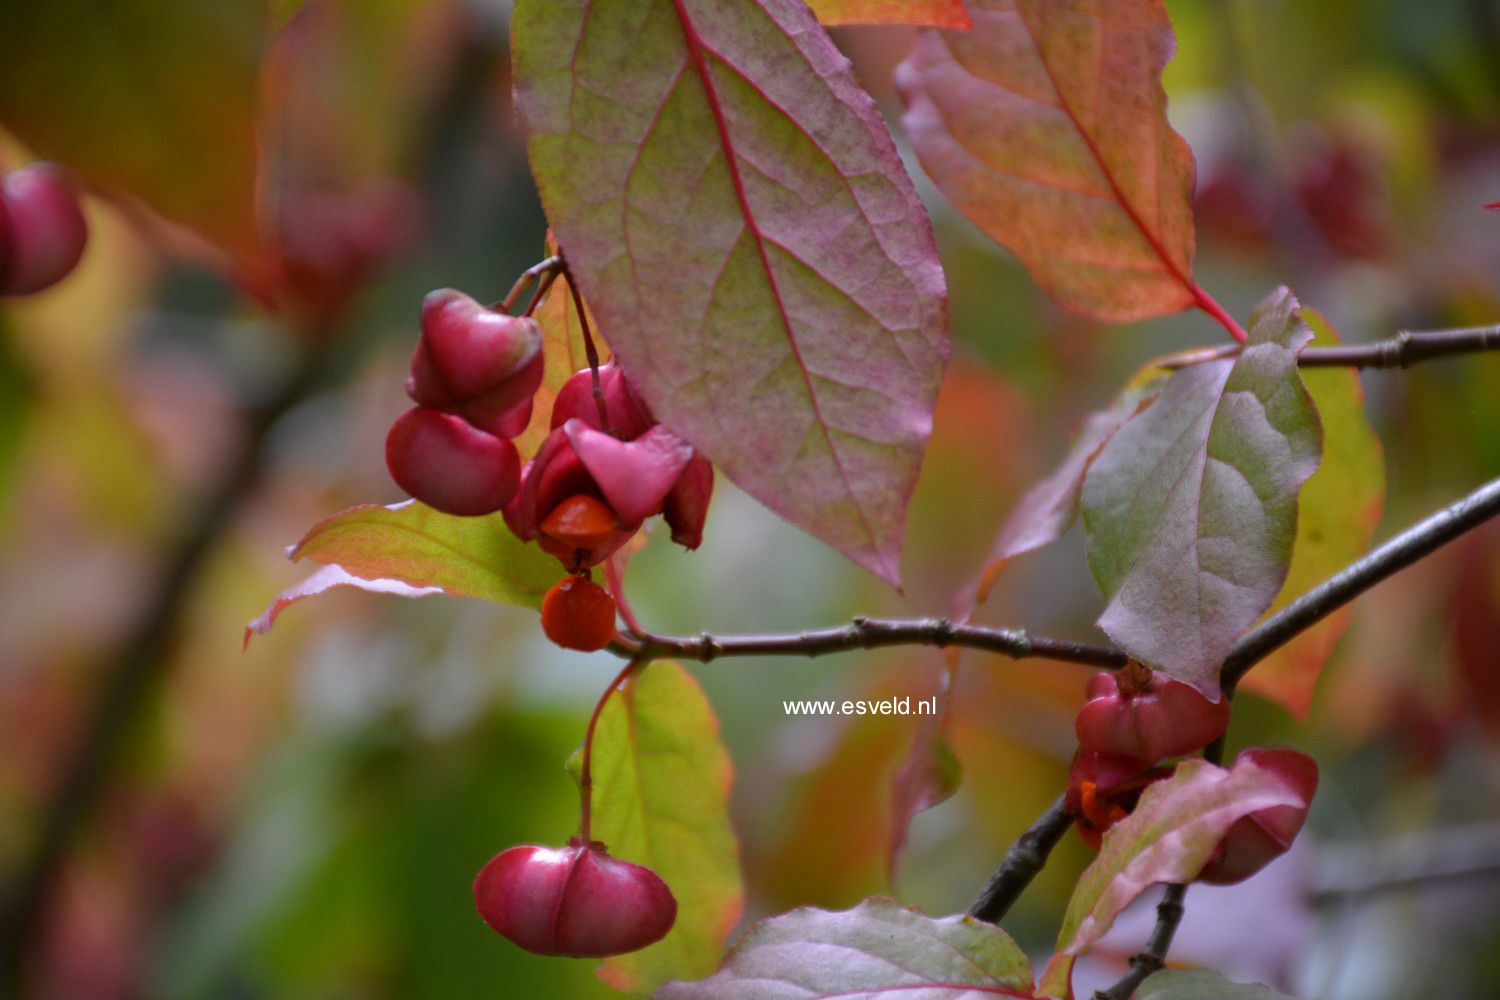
<box><xmin>473</xmin><ymin>840</ymin><xmax>677</xmax><ymax>957</ymax></box>
<box><xmin>385</xmin><ymin>406</ymin><xmax>520</xmax><ymax>516</ymax></box>
<box><xmin>0</xmin><ymin>163</ymin><xmax>88</xmax><ymax>296</ymax></box>
<box><xmin>405</xmin><ymin>288</ymin><xmax>543</xmax><ymax>437</ymax></box>
<box><xmin>1075</xmin><ymin>666</ymin><xmax>1231</xmax><ymax>764</ymax></box>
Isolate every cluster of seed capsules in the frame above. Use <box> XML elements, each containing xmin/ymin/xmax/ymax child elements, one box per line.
<box><xmin>385</xmin><ymin>288</ymin><xmax>712</xmax><ymax>651</ymax></box>
<box><xmin>1068</xmin><ymin>662</ymin><xmax>1317</xmax><ymax>882</ymax></box>
<box><xmin>0</xmin><ymin>162</ymin><xmax>88</xmax><ymax>297</ymax></box>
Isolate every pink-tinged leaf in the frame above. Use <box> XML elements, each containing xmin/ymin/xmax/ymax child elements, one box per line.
<box><xmin>1038</xmin><ymin>757</ymin><xmax>1310</xmax><ymax>998</ymax></box>
<box><xmin>1486</xmin><ymin>201</ymin><xmax>1500</xmax><ymax>210</ymax></box>
<box><xmin>290</xmin><ymin>500</ymin><xmax>565</xmax><ymax>609</ymax></box>
<box><xmin>1239</xmin><ymin>311</ymin><xmax>1384</xmax><ymax>718</ymax></box>
<box><xmin>887</xmin><ymin>657</ymin><xmax>962</xmax><ymax>879</ymax></box>
<box><xmin>656</xmin><ymin>898</ymin><xmax>1033</xmax><ymax>999</ymax></box>
<box><xmin>512</xmin><ymin>0</ymin><xmax>949</xmax><ymax>587</ymax></box>
<box><xmin>806</xmin><ymin>0</ymin><xmax>973</xmax><ymax>28</ymax></box>
<box><xmin>1081</xmin><ymin>289</ymin><xmax>1322</xmax><ymax>696</ymax></box>
<box><xmin>244</xmin><ymin>564</ymin><xmax>442</xmax><ymax>646</ymax></box>
<box><xmin>1137</xmin><ymin>969</ymin><xmax>1301</xmax><ymax>1000</ymax></box>
<box><xmin>962</xmin><ymin>380</ymin><xmax>1162</xmax><ymax>613</ymax></box>
<box><xmin>564</xmin><ymin>663</ymin><xmax>741</xmax><ymax>995</ymax></box>
<box><xmin>896</xmin><ymin>0</ymin><xmax>1208</xmax><ymax>323</ymax></box>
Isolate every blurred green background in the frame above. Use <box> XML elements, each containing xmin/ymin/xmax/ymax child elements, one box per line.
<box><xmin>2</xmin><ymin>0</ymin><xmax>1500</xmax><ymax>997</ymax></box>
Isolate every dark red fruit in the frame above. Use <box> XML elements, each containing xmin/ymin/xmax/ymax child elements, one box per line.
<box><xmin>385</xmin><ymin>406</ymin><xmax>520</xmax><ymax>516</ymax></box>
<box><xmin>540</xmin><ymin>576</ymin><xmax>617</xmax><ymax>651</ymax></box>
<box><xmin>406</xmin><ymin>289</ymin><xmax>543</xmax><ymax>437</ymax></box>
<box><xmin>1075</xmin><ymin>664</ymin><xmax>1230</xmax><ymax>764</ymax></box>
<box><xmin>0</xmin><ymin>163</ymin><xmax>88</xmax><ymax>295</ymax></box>
<box><xmin>1065</xmin><ymin>749</ymin><xmax>1171</xmax><ymax>850</ymax></box>
<box><xmin>1197</xmin><ymin>748</ymin><xmax>1318</xmax><ymax>885</ymax></box>
<box><xmin>473</xmin><ymin>839</ymin><xmax>676</xmax><ymax>957</ymax></box>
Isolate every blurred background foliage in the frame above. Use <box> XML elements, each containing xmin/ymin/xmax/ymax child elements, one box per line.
<box><xmin>2</xmin><ymin>0</ymin><xmax>1500</xmax><ymax>997</ymax></box>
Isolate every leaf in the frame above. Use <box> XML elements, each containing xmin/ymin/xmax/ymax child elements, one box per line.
<box><xmin>512</xmin><ymin>0</ymin><xmax>949</xmax><ymax>586</ymax></box>
<box><xmin>1137</xmin><ymin>969</ymin><xmax>1301</xmax><ymax>1000</ymax></box>
<box><xmin>290</xmin><ymin>500</ymin><xmax>565</xmax><ymax>608</ymax></box>
<box><xmin>896</xmin><ymin>0</ymin><xmax>1203</xmax><ymax>322</ymax></box>
<box><xmin>962</xmin><ymin>380</ymin><xmax>1162</xmax><ymax>612</ymax></box>
<box><xmin>1037</xmin><ymin>757</ymin><xmax>1309</xmax><ymax>998</ymax></box>
<box><xmin>1239</xmin><ymin>311</ymin><xmax>1384</xmax><ymax>717</ymax></box>
<box><xmin>887</xmin><ymin>658</ymin><xmax>961</xmax><ymax>880</ymax></box>
<box><xmin>243</xmin><ymin>563</ymin><xmax>443</xmax><ymax>647</ymax></box>
<box><xmin>655</xmin><ymin>898</ymin><xmax>1033</xmax><ymax>999</ymax></box>
<box><xmin>1081</xmin><ymin>288</ymin><xmax>1322</xmax><ymax>696</ymax></box>
<box><xmin>0</xmin><ymin>0</ymin><xmax>266</xmax><ymax>270</ymax></box>
<box><xmin>806</xmin><ymin>0</ymin><xmax>972</xmax><ymax>28</ymax></box>
<box><xmin>571</xmin><ymin>663</ymin><xmax>742</xmax><ymax>995</ymax></box>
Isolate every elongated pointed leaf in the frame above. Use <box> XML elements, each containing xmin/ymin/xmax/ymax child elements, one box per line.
<box><xmin>807</xmin><ymin>0</ymin><xmax>972</xmax><ymax>27</ymax></box>
<box><xmin>1138</xmin><ymin>969</ymin><xmax>1302</xmax><ymax>1000</ymax></box>
<box><xmin>512</xmin><ymin>0</ymin><xmax>949</xmax><ymax>586</ymax></box>
<box><xmin>1239</xmin><ymin>311</ymin><xmax>1384</xmax><ymax>717</ymax></box>
<box><xmin>571</xmin><ymin>663</ymin><xmax>742</xmax><ymax>995</ymax></box>
<box><xmin>1081</xmin><ymin>289</ymin><xmax>1322</xmax><ymax>696</ymax></box>
<box><xmin>897</xmin><ymin>0</ymin><xmax>1200</xmax><ymax>321</ymax></box>
<box><xmin>1038</xmin><ymin>758</ymin><xmax>1308</xmax><ymax>998</ymax></box>
<box><xmin>964</xmin><ymin>380</ymin><xmax>1162</xmax><ymax>611</ymax></box>
<box><xmin>244</xmin><ymin>564</ymin><xmax>443</xmax><ymax>646</ymax></box>
<box><xmin>655</xmin><ymin>898</ymin><xmax>1033</xmax><ymax>999</ymax></box>
<box><xmin>290</xmin><ymin>500</ymin><xmax>565</xmax><ymax>608</ymax></box>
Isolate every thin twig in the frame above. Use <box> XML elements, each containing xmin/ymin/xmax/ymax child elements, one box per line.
<box><xmin>612</xmin><ymin>617</ymin><xmax>1128</xmax><ymax>669</ymax></box>
<box><xmin>1311</xmin><ymin>822</ymin><xmax>1500</xmax><ymax>902</ymax></box>
<box><xmin>496</xmin><ymin>254</ymin><xmax>563</xmax><ymax>314</ymax></box>
<box><xmin>0</xmin><ymin>342</ymin><xmax>333</xmax><ymax>989</ymax></box>
<box><xmin>968</xmin><ymin>795</ymin><xmax>1073</xmax><ymax>925</ymax></box>
<box><xmin>1093</xmin><ymin>884</ymin><xmax>1187</xmax><ymax>1000</ymax></box>
<box><xmin>1223</xmin><ymin>475</ymin><xmax>1500</xmax><ymax>692</ymax></box>
<box><xmin>1159</xmin><ymin>324</ymin><xmax>1500</xmax><ymax>370</ymax></box>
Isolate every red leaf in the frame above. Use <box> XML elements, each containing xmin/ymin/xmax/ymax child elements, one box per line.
<box><xmin>886</xmin><ymin>664</ymin><xmax>962</xmax><ymax>880</ymax></box>
<box><xmin>806</xmin><ymin>0</ymin><xmax>972</xmax><ymax>28</ymax></box>
<box><xmin>512</xmin><ymin>0</ymin><xmax>949</xmax><ymax>586</ymax></box>
<box><xmin>244</xmin><ymin>563</ymin><xmax>442</xmax><ymax>647</ymax></box>
<box><xmin>897</xmin><ymin>0</ymin><xmax>1221</xmax><ymax>325</ymax></box>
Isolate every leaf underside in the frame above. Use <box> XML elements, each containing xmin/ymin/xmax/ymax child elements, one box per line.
<box><xmin>1081</xmin><ymin>288</ymin><xmax>1323</xmax><ymax>696</ymax></box>
<box><xmin>655</xmin><ymin>897</ymin><xmax>1033</xmax><ymax>999</ymax></box>
<box><xmin>1137</xmin><ymin>969</ymin><xmax>1301</xmax><ymax>1000</ymax></box>
<box><xmin>897</xmin><ymin>0</ymin><xmax>1199</xmax><ymax>322</ymax></box>
<box><xmin>1039</xmin><ymin>757</ymin><xmax>1309</xmax><ymax>997</ymax></box>
<box><xmin>512</xmin><ymin>0</ymin><xmax>949</xmax><ymax>586</ymax></box>
<box><xmin>574</xmin><ymin>663</ymin><xmax>742</xmax><ymax>995</ymax></box>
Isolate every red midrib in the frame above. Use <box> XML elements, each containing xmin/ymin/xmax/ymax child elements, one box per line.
<box><xmin>667</xmin><ymin>0</ymin><xmax>883</xmax><ymax>567</ymax></box>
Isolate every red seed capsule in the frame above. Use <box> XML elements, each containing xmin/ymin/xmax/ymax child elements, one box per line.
<box><xmin>385</xmin><ymin>406</ymin><xmax>520</xmax><ymax>516</ymax></box>
<box><xmin>473</xmin><ymin>840</ymin><xmax>677</xmax><ymax>957</ymax></box>
<box><xmin>540</xmin><ymin>576</ymin><xmax>617</xmax><ymax>651</ymax></box>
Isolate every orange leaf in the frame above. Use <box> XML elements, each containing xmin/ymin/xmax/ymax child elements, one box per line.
<box><xmin>806</xmin><ymin>0</ymin><xmax>972</xmax><ymax>28</ymax></box>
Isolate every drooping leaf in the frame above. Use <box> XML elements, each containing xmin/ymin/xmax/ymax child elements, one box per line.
<box><xmin>806</xmin><ymin>0</ymin><xmax>972</xmax><ymax>28</ymax></box>
<box><xmin>963</xmin><ymin>380</ymin><xmax>1162</xmax><ymax>611</ymax></box>
<box><xmin>1137</xmin><ymin>969</ymin><xmax>1302</xmax><ymax>1000</ymax></box>
<box><xmin>655</xmin><ymin>898</ymin><xmax>1033</xmax><ymax>999</ymax></box>
<box><xmin>290</xmin><ymin>501</ymin><xmax>565</xmax><ymax>608</ymax></box>
<box><xmin>0</xmin><ymin>0</ymin><xmax>267</xmax><ymax>271</ymax></box>
<box><xmin>1037</xmin><ymin>757</ymin><xmax>1309</xmax><ymax>998</ymax></box>
<box><xmin>570</xmin><ymin>663</ymin><xmax>741</xmax><ymax>995</ymax></box>
<box><xmin>512</xmin><ymin>0</ymin><xmax>949</xmax><ymax>586</ymax></box>
<box><xmin>1081</xmin><ymin>289</ymin><xmax>1322</xmax><ymax>696</ymax></box>
<box><xmin>1239</xmin><ymin>310</ymin><xmax>1384</xmax><ymax>717</ymax></box>
<box><xmin>896</xmin><ymin>0</ymin><xmax>1203</xmax><ymax>322</ymax></box>
<box><xmin>887</xmin><ymin>657</ymin><xmax>961</xmax><ymax>880</ymax></box>
<box><xmin>243</xmin><ymin>563</ymin><xmax>442</xmax><ymax>646</ymax></box>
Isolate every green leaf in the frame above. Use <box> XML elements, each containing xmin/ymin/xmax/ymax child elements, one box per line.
<box><xmin>1240</xmin><ymin>310</ymin><xmax>1385</xmax><ymax>717</ymax></box>
<box><xmin>1081</xmin><ymin>288</ymin><xmax>1323</xmax><ymax>696</ymax></box>
<box><xmin>805</xmin><ymin>0</ymin><xmax>972</xmax><ymax>27</ymax></box>
<box><xmin>897</xmin><ymin>0</ymin><xmax>1200</xmax><ymax>321</ymax></box>
<box><xmin>1137</xmin><ymin>969</ymin><xmax>1302</xmax><ymax>1000</ymax></box>
<box><xmin>655</xmin><ymin>898</ymin><xmax>1033</xmax><ymax>999</ymax></box>
<box><xmin>0</xmin><ymin>0</ymin><xmax>267</xmax><ymax>269</ymax></box>
<box><xmin>512</xmin><ymin>0</ymin><xmax>949</xmax><ymax>586</ymax></box>
<box><xmin>1038</xmin><ymin>757</ymin><xmax>1307</xmax><ymax>998</ymax></box>
<box><xmin>571</xmin><ymin>663</ymin><xmax>742</xmax><ymax>995</ymax></box>
<box><xmin>291</xmin><ymin>501</ymin><xmax>565</xmax><ymax>608</ymax></box>
<box><xmin>964</xmin><ymin>380</ymin><xmax>1163</xmax><ymax>610</ymax></box>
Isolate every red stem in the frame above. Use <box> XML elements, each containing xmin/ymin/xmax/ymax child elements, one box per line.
<box><xmin>578</xmin><ymin>658</ymin><xmax>643</xmax><ymax>843</ymax></box>
<box><xmin>1191</xmin><ymin>283</ymin><xmax>1248</xmax><ymax>343</ymax></box>
<box><xmin>565</xmin><ymin>273</ymin><xmax>612</xmax><ymax>433</ymax></box>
